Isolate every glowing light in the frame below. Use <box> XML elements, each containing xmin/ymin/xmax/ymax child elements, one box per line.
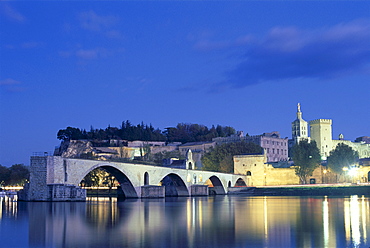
<box><xmin>350</xmin><ymin>195</ymin><xmax>361</xmax><ymax>246</ymax></box>
<box><xmin>344</xmin><ymin>200</ymin><xmax>351</xmax><ymax>242</ymax></box>
<box><xmin>264</xmin><ymin>196</ymin><xmax>268</xmax><ymax>240</ymax></box>
<box><xmin>323</xmin><ymin>196</ymin><xmax>329</xmax><ymax>247</ymax></box>
<box><xmin>187</xmin><ymin>173</ymin><xmax>191</xmax><ymax>183</ymax></box>
<box><xmin>0</xmin><ymin>197</ymin><xmax>3</xmax><ymax>220</ymax></box>
<box><xmin>348</xmin><ymin>167</ymin><xmax>358</xmax><ymax>177</ymax></box>
<box><xmin>361</xmin><ymin>196</ymin><xmax>367</xmax><ymax>243</ymax></box>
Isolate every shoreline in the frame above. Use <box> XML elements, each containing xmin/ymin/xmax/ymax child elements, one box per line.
<box><xmin>228</xmin><ymin>184</ymin><xmax>370</xmax><ymax>196</ymax></box>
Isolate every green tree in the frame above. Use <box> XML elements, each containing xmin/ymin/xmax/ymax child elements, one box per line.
<box><xmin>202</xmin><ymin>141</ymin><xmax>262</xmax><ymax>173</ymax></box>
<box><xmin>291</xmin><ymin>139</ymin><xmax>321</xmax><ymax>184</ymax></box>
<box><xmin>57</xmin><ymin>126</ymin><xmax>84</xmax><ymax>141</ymax></box>
<box><xmin>8</xmin><ymin>164</ymin><xmax>29</xmax><ymax>186</ymax></box>
<box><xmin>327</xmin><ymin>143</ymin><xmax>359</xmax><ymax>174</ymax></box>
<box><xmin>152</xmin><ymin>150</ymin><xmax>183</xmax><ymax>165</ymax></box>
<box><xmin>81</xmin><ymin>168</ymin><xmax>111</xmax><ymax>187</ymax></box>
<box><xmin>0</xmin><ymin>165</ymin><xmax>10</xmax><ymax>187</ymax></box>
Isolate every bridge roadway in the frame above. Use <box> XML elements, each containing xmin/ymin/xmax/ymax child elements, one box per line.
<box><xmin>19</xmin><ymin>156</ymin><xmax>248</xmax><ymax>201</ymax></box>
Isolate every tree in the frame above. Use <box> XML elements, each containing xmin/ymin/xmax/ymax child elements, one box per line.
<box><xmin>202</xmin><ymin>141</ymin><xmax>263</xmax><ymax>173</ymax></box>
<box><xmin>0</xmin><ymin>165</ymin><xmax>10</xmax><ymax>187</ymax></box>
<box><xmin>291</xmin><ymin>139</ymin><xmax>321</xmax><ymax>184</ymax></box>
<box><xmin>152</xmin><ymin>150</ymin><xmax>183</xmax><ymax>165</ymax></box>
<box><xmin>327</xmin><ymin>143</ymin><xmax>359</xmax><ymax>174</ymax></box>
<box><xmin>8</xmin><ymin>164</ymin><xmax>30</xmax><ymax>186</ymax></box>
<box><xmin>57</xmin><ymin>126</ymin><xmax>84</xmax><ymax>141</ymax></box>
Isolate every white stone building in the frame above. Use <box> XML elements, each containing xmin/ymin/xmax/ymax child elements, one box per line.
<box><xmin>290</xmin><ymin>104</ymin><xmax>370</xmax><ymax>160</ymax></box>
<box><xmin>213</xmin><ymin>131</ymin><xmax>289</xmax><ymax>162</ymax></box>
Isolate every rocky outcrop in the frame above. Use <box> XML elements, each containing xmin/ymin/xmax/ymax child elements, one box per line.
<box><xmin>54</xmin><ymin>140</ymin><xmax>93</xmax><ymax>158</ymax></box>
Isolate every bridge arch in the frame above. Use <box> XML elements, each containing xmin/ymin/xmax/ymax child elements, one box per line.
<box><xmin>235</xmin><ymin>178</ymin><xmax>247</xmax><ymax>187</ymax></box>
<box><xmin>160</xmin><ymin>173</ymin><xmax>189</xmax><ymax>197</ymax></box>
<box><xmin>206</xmin><ymin>175</ymin><xmax>226</xmax><ymax>195</ymax></box>
<box><xmin>78</xmin><ymin>164</ymin><xmax>138</xmax><ymax>198</ymax></box>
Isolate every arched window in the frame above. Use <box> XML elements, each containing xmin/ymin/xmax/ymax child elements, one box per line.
<box><xmin>228</xmin><ymin>181</ymin><xmax>231</xmax><ymax>187</ymax></box>
<box><xmin>246</xmin><ymin>171</ymin><xmax>252</xmax><ymax>176</ymax></box>
<box><xmin>144</xmin><ymin>172</ymin><xmax>149</xmax><ymax>185</ymax></box>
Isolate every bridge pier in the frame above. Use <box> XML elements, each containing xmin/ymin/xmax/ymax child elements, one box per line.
<box><xmin>190</xmin><ymin>185</ymin><xmax>208</xmax><ymax>196</ymax></box>
<box><xmin>140</xmin><ymin>185</ymin><xmax>165</xmax><ymax>198</ymax></box>
<box><xmin>18</xmin><ymin>156</ymin><xmax>86</xmax><ymax>201</ymax></box>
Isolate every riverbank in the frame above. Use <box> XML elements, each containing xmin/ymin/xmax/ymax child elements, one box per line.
<box><xmin>228</xmin><ymin>184</ymin><xmax>370</xmax><ymax>196</ymax></box>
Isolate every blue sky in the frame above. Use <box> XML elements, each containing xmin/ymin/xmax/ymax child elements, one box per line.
<box><xmin>1</xmin><ymin>1</ymin><xmax>369</xmax><ymax>167</ymax></box>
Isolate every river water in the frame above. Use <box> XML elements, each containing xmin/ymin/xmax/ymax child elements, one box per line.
<box><xmin>1</xmin><ymin>195</ymin><xmax>369</xmax><ymax>248</ymax></box>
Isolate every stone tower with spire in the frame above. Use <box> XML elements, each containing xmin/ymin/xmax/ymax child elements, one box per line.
<box><xmin>291</xmin><ymin>103</ymin><xmax>310</xmax><ymax>144</ymax></box>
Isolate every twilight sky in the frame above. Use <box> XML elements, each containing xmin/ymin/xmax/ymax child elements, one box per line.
<box><xmin>1</xmin><ymin>1</ymin><xmax>369</xmax><ymax>167</ymax></box>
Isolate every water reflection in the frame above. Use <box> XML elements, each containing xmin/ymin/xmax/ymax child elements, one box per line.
<box><xmin>0</xmin><ymin>195</ymin><xmax>369</xmax><ymax>247</ymax></box>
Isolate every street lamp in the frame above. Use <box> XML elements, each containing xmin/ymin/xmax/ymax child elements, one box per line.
<box><xmin>322</xmin><ymin>169</ymin><xmax>327</xmax><ymax>184</ymax></box>
<box><xmin>348</xmin><ymin>166</ymin><xmax>358</xmax><ymax>183</ymax></box>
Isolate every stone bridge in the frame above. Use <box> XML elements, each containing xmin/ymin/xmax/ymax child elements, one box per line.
<box><xmin>19</xmin><ymin>156</ymin><xmax>247</xmax><ymax>201</ymax></box>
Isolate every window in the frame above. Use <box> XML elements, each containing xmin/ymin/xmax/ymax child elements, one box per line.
<box><xmin>273</xmin><ymin>149</ymin><xmax>275</xmax><ymax>154</ymax></box>
<box><xmin>144</xmin><ymin>172</ymin><xmax>149</xmax><ymax>185</ymax></box>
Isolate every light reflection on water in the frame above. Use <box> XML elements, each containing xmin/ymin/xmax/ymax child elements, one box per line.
<box><xmin>0</xmin><ymin>195</ymin><xmax>370</xmax><ymax>248</ymax></box>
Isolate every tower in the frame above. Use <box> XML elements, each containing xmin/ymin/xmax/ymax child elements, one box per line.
<box><xmin>185</xmin><ymin>149</ymin><xmax>195</xmax><ymax>170</ymax></box>
<box><xmin>309</xmin><ymin>119</ymin><xmax>332</xmax><ymax>160</ymax></box>
<box><xmin>291</xmin><ymin>103</ymin><xmax>309</xmax><ymax>144</ymax></box>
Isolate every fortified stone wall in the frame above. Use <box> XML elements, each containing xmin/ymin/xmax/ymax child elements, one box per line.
<box><xmin>18</xmin><ymin>156</ymin><xmax>86</xmax><ymax>201</ymax></box>
<box><xmin>19</xmin><ymin>156</ymin><xmax>49</xmax><ymax>201</ymax></box>
<box><xmin>234</xmin><ymin>154</ymin><xmax>370</xmax><ymax>186</ymax></box>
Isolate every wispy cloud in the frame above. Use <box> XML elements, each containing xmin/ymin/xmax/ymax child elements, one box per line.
<box><xmin>0</xmin><ymin>78</ymin><xmax>26</xmax><ymax>93</ymax></box>
<box><xmin>59</xmin><ymin>47</ymin><xmax>124</xmax><ymax>61</ymax></box>
<box><xmin>191</xmin><ymin>32</ymin><xmax>254</xmax><ymax>52</ymax></box>
<box><xmin>77</xmin><ymin>10</ymin><xmax>123</xmax><ymax>39</ymax></box>
<box><xmin>210</xmin><ymin>19</ymin><xmax>370</xmax><ymax>90</ymax></box>
<box><xmin>21</xmin><ymin>42</ymin><xmax>42</xmax><ymax>49</ymax></box>
<box><xmin>0</xmin><ymin>3</ymin><xmax>26</xmax><ymax>23</ymax></box>
<box><xmin>0</xmin><ymin>79</ymin><xmax>20</xmax><ymax>86</ymax></box>
<box><xmin>76</xmin><ymin>48</ymin><xmax>106</xmax><ymax>60</ymax></box>
<box><xmin>3</xmin><ymin>42</ymin><xmax>43</xmax><ymax>50</ymax></box>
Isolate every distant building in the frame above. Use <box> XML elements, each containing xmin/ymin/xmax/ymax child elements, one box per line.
<box><xmin>289</xmin><ymin>103</ymin><xmax>370</xmax><ymax>160</ymax></box>
<box><xmin>178</xmin><ymin>141</ymin><xmax>216</xmax><ymax>168</ymax></box>
<box><xmin>162</xmin><ymin>149</ymin><xmax>195</xmax><ymax>169</ymax></box>
<box><xmin>355</xmin><ymin>136</ymin><xmax>370</xmax><ymax>144</ymax></box>
<box><xmin>213</xmin><ymin>131</ymin><xmax>288</xmax><ymax>162</ymax></box>
<box><xmin>291</xmin><ymin>103</ymin><xmax>310</xmax><ymax>144</ymax></box>
<box><xmin>309</xmin><ymin>119</ymin><xmax>333</xmax><ymax>159</ymax></box>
